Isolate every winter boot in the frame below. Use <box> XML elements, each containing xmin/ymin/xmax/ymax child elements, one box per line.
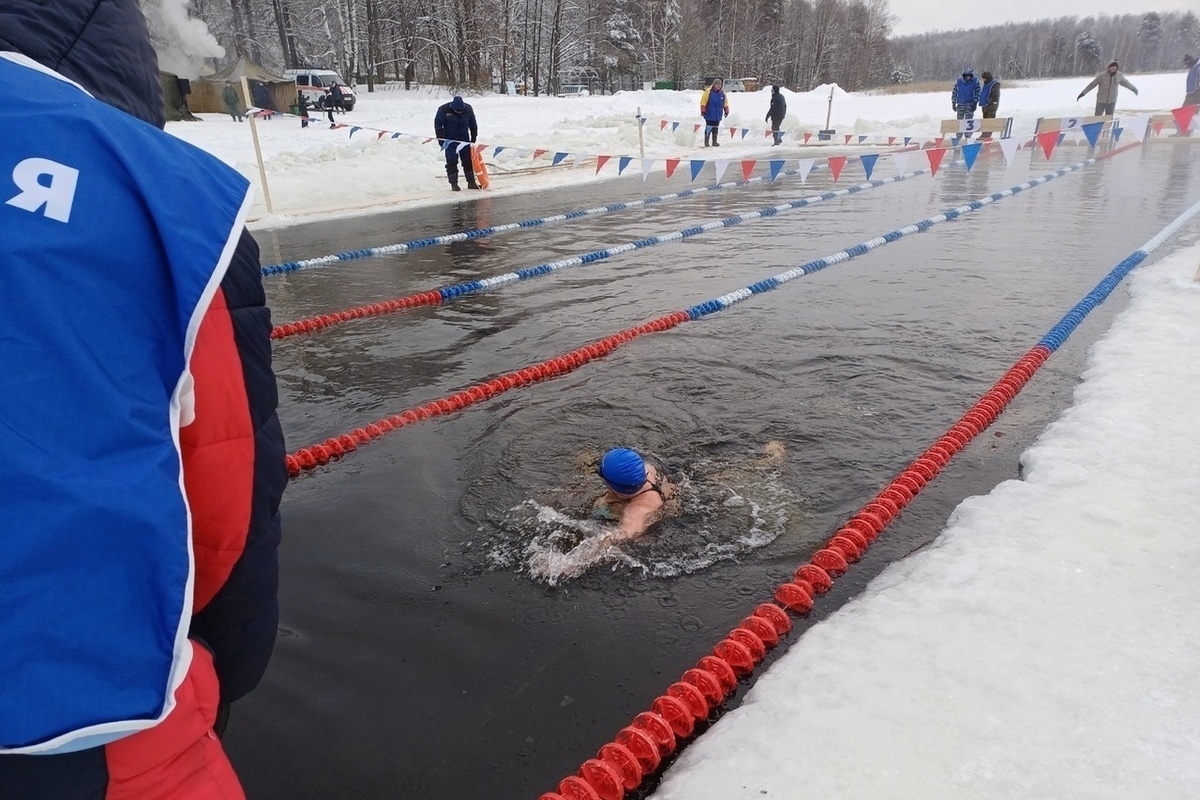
<box><xmin>447</xmin><ymin>164</ymin><xmax>460</xmax><ymax>191</ymax></box>
<box><xmin>465</xmin><ymin>175</ymin><xmax>480</xmax><ymax>190</ymax></box>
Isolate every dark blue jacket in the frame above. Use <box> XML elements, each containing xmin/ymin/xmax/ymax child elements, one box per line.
<box><xmin>434</xmin><ymin>101</ymin><xmax>478</xmax><ymax>144</ymax></box>
<box><xmin>702</xmin><ymin>86</ymin><xmax>728</xmax><ymax>123</ymax></box>
<box><xmin>979</xmin><ymin>79</ymin><xmax>1000</xmax><ymax>108</ymax></box>
<box><xmin>952</xmin><ymin>76</ymin><xmax>981</xmax><ymax>109</ymax></box>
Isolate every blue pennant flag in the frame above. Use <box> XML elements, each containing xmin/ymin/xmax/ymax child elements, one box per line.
<box><xmin>859</xmin><ymin>153</ymin><xmax>879</xmax><ymax>180</ymax></box>
<box><xmin>1057</xmin><ymin>132</ymin><xmax>1066</xmax><ymax>145</ymax></box>
<box><xmin>903</xmin><ymin>136</ymin><xmax>912</xmax><ymax>146</ymax></box>
<box><xmin>858</xmin><ymin>134</ymin><xmax>869</xmax><ymax>144</ymax></box>
<box><xmin>671</xmin><ymin>122</ymin><xmax>679</xmax><ymax>132</ymax></box>
<box><xmin>390</xmin><ymin>132</ymin><xmax>401</xmax><ymax>139</ymax></box>
<box><xmin>740</xmin><ymin>128</ymin><xmax>749</xmax><ymax>139</ymax></box>
<box><xmin>618</xmin><ymin>156</ymin><xmax>633</xmax><ymax>175</ymax></box>
<box><xmin>1112</xmin><ymin>125</ymin><xmax>1124</xmax><ymax>142</ymax></box>
<box><xmin>962</xmin><ymin>142</ymin><xmax>983</xmax><ymax>171</ymax></box>
<box><xmin>768</xmin><ymin>159</ymin><xmax>785</xmax><ymax>181</ymax></box>
<box><xmin>1080</xmin><ymin>121</ymin><xmax>1103</xmax><ymax>148</ymax></box>
<box><xmin>493</xmin><ymin>146</ymin><xmax>506</xmax><ymax>157</ymax></box>
<box><xmin>349</xmin><ymin>126</ymin><xmax>362</xmax><ymax>139</ymax></box>
<box><xmin>689</xmin><ymin>159</ymin><xmax>705</xmax><ymax>182</ymax></box>
<box><xmin>551</xmin><ymin>152</ymin><xmax>569</xmax><ymax>166</ymax></box>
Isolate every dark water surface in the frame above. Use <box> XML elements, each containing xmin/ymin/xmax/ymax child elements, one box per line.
<box><xmin>231</xmin><ymin>141</ymin><xmax>1200</xmax><ymax>799</ymax></box>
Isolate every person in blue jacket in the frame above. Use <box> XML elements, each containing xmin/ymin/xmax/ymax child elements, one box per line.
<box><xmin>951</xmin><ymin>68</ymin><xmax>981</xmax><ymax>136</ymax></box>
<box><xmin>434</xmin><ymin>95</ymin><xmax>479</xmax><ymax>191</ymax></box>
<box><xmin>700</xmin><ymin>78</ymin><xmax>729</xmax><ymax>147</ymax></box>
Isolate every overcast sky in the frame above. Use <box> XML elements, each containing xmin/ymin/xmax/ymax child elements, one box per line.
<box><xmin>889</xmin><ymin>0</ymin><xmax>1196</xmax><ymax>36</ymax></box>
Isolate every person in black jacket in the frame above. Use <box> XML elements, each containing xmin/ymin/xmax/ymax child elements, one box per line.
<box><xmin>434</xmin><ymin>95</ymin><xmax>479</xmax><ymax>191</ymax></box>
<box><xmin>766</xmin><ymin>84</ymin><xmax>786</xmax><ymax>145</ymax></box>
<box><xmin>0</xmin><ymin>1</ymin><xmax>285</xmax><ymax>796</ymax></box>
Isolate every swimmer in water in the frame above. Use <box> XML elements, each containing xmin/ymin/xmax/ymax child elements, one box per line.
<box><xmin>591</xmin><ymin>447</ymin><xmax>676</xmax><ymax>541</ymax></box>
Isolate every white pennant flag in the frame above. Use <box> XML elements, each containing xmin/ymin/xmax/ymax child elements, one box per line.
<box><xmin>641</xmin><ymin>159</ymin><xmax>656</xmax><ymax>181</ymax></box>
<box><xmin>1123</xmin><ymin>114</ymin><xmax>1150</xmax><ymax>143</ymax></box>
<box><xmin>713</xmin><ymin>160</ymin><xmax>730</xmax><ymax>184</ymax></box>
<box><xmin>573</xmin><ymin>153</ymin><xmax>583</xmax><ymax>169</ymax></box>
<box><xmin>891</xmin><ymin>151</ymin><xmax>911</xmax><ymax>176</ymax></box>
<box><xmin>998</xmin><ymin>137</ymin><xmax>1019</xmax><ymax>167</ymax></box>
<box><xmin>796</xmin><ymin>158</ymin><xmax>815</xmax><ymax>184</ymax></box>
<box><xmin>456</xmin><ymin>141</ymin><xmax>471</xmax><ymax>154</ymax></box>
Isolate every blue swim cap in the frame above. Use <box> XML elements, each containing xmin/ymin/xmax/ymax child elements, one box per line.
<box><xmin>598</xmin><ymin>448</ymin><xmax>647</xmax><ymax>495</ymax></box>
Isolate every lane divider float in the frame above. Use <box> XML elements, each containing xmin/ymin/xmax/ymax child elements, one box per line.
<box><xmin>534</xmin><ymin>171</ymin><xmax>1200</xmax><ymax>800</ymax></box>
<box><xmin>270</xmin><ymin>164</ymin><xmax>939</xmax><ymax>341</ymax></box>
<box><xmin>283</xmin><ymin>143</ymin><xmax>1139</xmax><ymax>477</ymax></box>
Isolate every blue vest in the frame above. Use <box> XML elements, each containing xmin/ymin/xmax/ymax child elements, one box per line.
<box><xmin>0</xmin><ymin>53</ymin><xmax>251</xmax><ymax>753</ymax></box>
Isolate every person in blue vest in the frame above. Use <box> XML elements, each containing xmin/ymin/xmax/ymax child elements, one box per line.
<box><xmin>1184</xmin><ymin>54</ymin><xmax>1200</xmax><ymax>108</ymax></box>
<box><xmin>951</xmin><ymin>68</ymin><xmax>981</xmax><ymax>136</ymax></box>
<box><xmin>0</xmin><ymin>1</ymin><xmax>285</xmax><ymax>797</ymax></box>
<box><xmin>700</xmin><ymin>78</ymin><xmax>729</xmax><ymax>147</ymax></box>
<box><xmin>434</xmin><ymin>95</ymin><xmax>479</xmax><ymax>191</ymax></box>
<box><xmin>978</xmin><ymin>71</ymin><xmax>1001</xmax><ymax>138</ymax></box>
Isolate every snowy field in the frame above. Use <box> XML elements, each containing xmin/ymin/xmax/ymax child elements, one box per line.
<box><xmin>650</xmin><ymin>242</ymin><xmax>1200</xmax><ymax>798</ymax></box>
<box><xmin>165</xmin><ymin>72</ymin><xmax>1191</xmax><ymax>225</ymax></box>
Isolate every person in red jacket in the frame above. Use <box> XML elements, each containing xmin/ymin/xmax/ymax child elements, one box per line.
<box><xmin>0</xmin><ymin>1</ymin><xmax>285</xmax><ymax>797</ymax></box>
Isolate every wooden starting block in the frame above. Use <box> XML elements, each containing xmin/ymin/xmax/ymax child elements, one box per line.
<box><xmin>1033</xmin><ymin>115</ymin><xmax>1114</xmax><ymax>136</ymax></box>
<box><xmin>939</xmin><ymin>117</ymin><xmax>1013</xmax><ymax>138</ymax></box>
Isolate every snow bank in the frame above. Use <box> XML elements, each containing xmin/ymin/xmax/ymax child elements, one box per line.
<box><xmin>650</xmin><ymin>243</ymin><xmax>1200</xmax><ymax>798</ymax></box>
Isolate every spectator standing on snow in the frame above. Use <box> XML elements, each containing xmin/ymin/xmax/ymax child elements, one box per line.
<box><xmin>951</xmin><ymin>69</ymin><xmax>981</xmax><ymax>135</ymax></box>
<box><xmin>222</xmin><ymin>81</ymin><xmax>242</xmax><ymax>121</ymax></box>
<box><xmin>0</xmin><ymin>0</ymin><xmax>286</xmax><ymax>797</ymax></box>
<box><xmin>1184</xmin><ymin>55</ymin><xmax>1200</xmax><ymax>107</ymax></box>
<box><xmin>1077</xmin><ymin>61</ymin><xmax>1138</xmax><ymax>116</ymax></box>
<box><xmin>434</xmin><ymin>95</ymin><xmax>479</xmax><ymax>191</ymax></box>
<box><xmin>979</xmin><ymin>71</ymin><xmax>1000</xmax><ymax>118</ymax></box>
<box><xmin>297</xmin><ymin>91</ymin><xmax>311</xmax><ymax>127</ymax></box>
<box><xmin>766</xmin><ymin>84</ymin><xmax>786</xmax><ymax>145</ymax></box>
<box><xmin>329</xmin><ymin>81</ymin><xmax>345</xmax><ymax>113</ymax></box>
<box><xmin>700</xmin><ymin>78</ymin><xmax>729</xmax><ymax>147</ymax></box>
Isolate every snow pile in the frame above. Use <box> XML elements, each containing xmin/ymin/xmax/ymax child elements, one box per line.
<box><xmin>164</xmin><ymin>72</ymin><xmax>1190</xmax><ymax>224</ymax></box>
<box><xmin>650</xmin><ymin>243</ymin><xmax>1200</xmax><ymax>798</ymax></box>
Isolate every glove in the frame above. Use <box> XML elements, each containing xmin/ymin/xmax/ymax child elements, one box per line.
<box><xmin>724</xmin><ymin>109</ymin><xmax>729</xmax><ymax>118</ymax></box>
<box><xmin>1076</xmin><ymin>93</ymin><xmax>1084</xmax><ymax>100</ymax></box>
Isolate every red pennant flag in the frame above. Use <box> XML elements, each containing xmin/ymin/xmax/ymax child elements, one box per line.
<box><xmin>1036</xmin><ymin>130</ymin><xmax>1059</xmax><ymax>159</ymax></box>
<box><xmin>844</xmin><ymin>134</ymin><xmax>853</xmax><ymax>145</ymax></box>
<box><xmin>665</xmin><ymin>158</ymin><xmax>681</xmax><ymax>178</ymax></box>
<box><xmin>1151</xmin><ymin>120</ymin><xmax>1165</xmax><ymax>135</ymax></box>
<box><xmin>660</xmin><ymin>119</ymin><xmax>669</xmax><ymax>131</ymax></box>
<box><xmin>803</xmin><ymin>132</ymin><xmax>812</xmax><ymax>143</ymax></box>
<box><xmin>729</xmin><ymin>127</ymin><xmax>737</xmax><ymax>139</ymax></box>
<box><xmin>377</xmin><ymin>131</ymin><xmax>386</xmax><ymax>140</ymax></box>
<box><xmin>827</xmin><ymin>155</ymin><xmax>847</xmax><ymax>182</ymax></box>
<box><xmin>532</xmin><ymin>148</ymin><xmax>547</xmax><ymax>160</ymax></box>
<box><xmin>595</xmin><ymin>155</ymin><xmax>611</xmax><ymax>174</ymax></box>
<box><xmin>694</xmin><ymin>123</ymin><xmax>702</xmax><ymax>133</ymax></box>
<box><xmin>887</xmin><ymin>136</ymin><xmax>896</xmax><ymax>145</ymax></box>
<box><xmin>926</xmin><ymin>147</ymin><xmax>946</xmax><ymax>176</ymax></box>
<box><xmin>1171</xmin><ymin>105</ymin><xmax>1197</xmax><ymax>135</ymax></box>
<box><xmin>741</xmin><ymin>160</ymin><xmax>756</xmax><ymax>180</ymax></box>
<box><xmin>423</xmin><ymin>136</ymin><xmax>434</xmax><ymax>144</ymax></box>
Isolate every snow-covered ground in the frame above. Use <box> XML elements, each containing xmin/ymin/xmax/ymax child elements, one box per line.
<box><xmin>165</xmin><ymin>72</ymin><xmax>1191</xmax><ymax>226</ymax></box>
<box><xmin>650</xmin><ymin>243</ymin><xmax>1200</xmax><ymax>799</ymax></box>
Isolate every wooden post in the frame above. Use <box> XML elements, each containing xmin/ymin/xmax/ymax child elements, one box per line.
<box><xmin>240</xmin><ymin>76</ymin><xmax>275</xmax><ymax>214</ymax></box>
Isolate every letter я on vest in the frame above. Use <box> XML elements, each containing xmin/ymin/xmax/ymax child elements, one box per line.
<box><xmin>0</xmin><ymin>52</ymin><xmax>253</xmax><ymax>754</ymax></box>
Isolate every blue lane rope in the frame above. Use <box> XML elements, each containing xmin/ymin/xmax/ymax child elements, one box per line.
<box><xmin>1036</xmin><ymin>196</ymin><xmax>1200</xmax><ymax>351</ymax></box>
<box><xmin>261</xmin><ymin>164</ymin><xmax>836</xmax><ymax>277</ymax></box>
<box><xmin>680</xmin><ymin>147</ymin><xmax>1139</xmax><ymax>321</ymax></box>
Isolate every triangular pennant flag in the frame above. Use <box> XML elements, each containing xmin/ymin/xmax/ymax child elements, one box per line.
<box><xmin>1056</xmin><ymin>132</ymin><xmax>1066</xmax><ymax>145</ymax></box>
<box><xmin>665</xmin><ymin>158</ymin><xmax>681</xmax><ymax>178</ymax></box>
<box><xmin>903</xmin><ymin>136</ymin><xmax>912</xmax><ymax>146</ymax></box>
<box><xmin>617</xmin><ymin>156</ymin><xmax>633</xmax><ymax>175</ymax></box>
<box><xmin>532</xmin><ymin>148</ymin><xmax>547</xmax><ymax>160</ymax></box>
<box><xmin>595</xmin><ymin>154</ymin><xmax>612</xmax><ymax>174</ymax></box>
<box><xmin>1080</xmin><ymin>121</ymin><xmax>1104</xmax><ymax>148</ymax></box>
<box><xmin>1172</xmin><ymin>105</ymin><xmax>1198</xmax><ymax>135</ymax></box>
<box><xmin>349</xmin><ymin>126</ymin><xmax>362</xmax><ymax>138</ymax></box>
<box><xmin>858</xmin><ymin>135</ymin><xmax>868</xmax><ymax>144</ymax></box>
<box><xmin>573</xmin><ymin>153</ymin><xmax>583</xmax><ymax>169</ymax></box>
<box><xmin>859</xmin><ymin>153</ymin><xmax>879</xmax><ymax>180</ymax></box>
<box><xmin>844</xmin><ymin>134</ymin><xmax>853</xmax><ymax>145</ymax></box>
<box><xmin>891</xmin><ymin>151</ymin><xmax>911</xmax><ymax>175</ymax></box>
<box><xmin>457</xmin><ymin>141</ymin><xmax>470</xmax><ymax>153</ymax></box>
<box><xmin>689</xmin><ymin>159</ymin><xmax>705</xmax><ymax>182</ymax></box>
<box><xmin>1112</xmin><ymin>125</ymin><xmax>1124</xmax><ymax>142</ymax></box>
<box><xmin>1036</xmin><ymin>130</ymin><xmax>1059</xmax><ymax>159</ymax></box>
<box><xmin>391</xmin><ymin>132</ymin><xmax>401</xmax><ymax>139</ymax></box>
<box><xmin>961</xmin><ymin>142</ymin><xmax>982</xmax><ymax>171</ymax></box>
<box><xmin>493</xmin><ymin>146</ymin><xmax>506</xmax><ymax>157</ymax></box>
<box><xmin>729</xmin><ymin>127</ymin><xmax>737</xmax><ymax>139</ymax></box>
<box><xmin>887</xmin><ymin>136</ymin><xmax>896</xmax><ymax>145</ymax></box>
<box><xmin>797</xmin><ymin>158</ymin><xmax>815</xmax><ymax>184</ymax></box>
<box><xmin>998</xmin><ymin>137</ymin><xmax>1019</xmax><ymax>166</ymax></box>
<box><xmin>926</xmin><ymin>147</ymin><xmax>947</xmax><ymax>176</ymax></box>
<box><xmin>1124</xmin><ymin>114</ymin><xmax>1150</xmax><ymax>143</ymax></box>
<box><xmin>827</xmin><ymin>155</ymin><xmax>847</xmax><ymax>182</ymax></box>
<box><xmin>641</xmin><ymin>159</ymin><xmax>655</xmax><ymax>180</ymax></box>
<box><xmin>934</xmin><ymin>137</ymin><xmax>945</xmax><ymax>147</ymax></box>
<box><xmin>768</xmin><ymin>159</ymin><xmax>785</xmax><ymax>181</ymax></box>
<box><xmin>551</xmin><ymin>151</ymin><xmax>569</xmax><ymax>166</ymax></box>
<box><xmin>377</xmin><ymin>131</ymin><xmax>387</xmax><ymax>140</ymax></box>
<box><xmin>740</xmin><ymin>128</ymin><xmax>749</xmax><ymax>139</ymax></box>
<box><xmin>713</xmin><ymin>160</ymin><xmax>730</xmax><ymax>183</ymax></box>
<box><xmin>803</xmin><ymin>132</ymin><xmax>812</xmax><ymax>144</ymax></box>
<box><xmin>423</xmin><ymin>136</ymin><xmax>434</xmax><ymax>144</ymax></box>
<box><xmin>660</xmin><ymin>120</ymin><xmax>669</xmax><ymax>131</ymax></box>
<box><xmin>741</xmin><ymin>160</ymin><xmax>756</xmax><ymax>180</ymax></box>
<box><xmin>671</xmin><ymin>122</ymin><xmax>679</xmax><ymax>132</ymax></box>
<box><xmin>694</xmin><ymin>123</ymin><xmax>702</xmax><ymax>134</ymax></box>
<box><xmin>1151</xmin><ymin>120</ymin><xmax>1165</xmax><ymax>135</ymax></box>
<box><xmin>765</xmin><ymin>130</ymin><xmax>773</xmax><ymax>138</ymax></box>
<box><xmin>440</xmin><ymin>139</ymin><xmax>451</xmax><ymax>152</ymax></box>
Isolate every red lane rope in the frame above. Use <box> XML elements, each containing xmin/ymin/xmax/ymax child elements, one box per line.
<box><xmin>284</xmin><ymin>312</ymin><xmax>690</xmax><ymax>477</ymax></box>
<box><xmin>535</xmin><ymin>344</ymin><xmax>1054</xmax><ymax>800</ymax></box>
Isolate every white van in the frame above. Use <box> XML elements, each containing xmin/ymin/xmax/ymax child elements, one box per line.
<box><xmin>282</xmin><ymin>68</ymin><xmax>356</xmax><ymax>111</ymax></box>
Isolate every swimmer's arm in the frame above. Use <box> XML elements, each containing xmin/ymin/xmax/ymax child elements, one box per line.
<box><xmin>613</xmin><ymin>504</ymin><xmax>656</xmax><ymax>541</ymax></box>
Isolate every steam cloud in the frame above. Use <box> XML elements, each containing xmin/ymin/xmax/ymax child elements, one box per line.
<box><xmin>141</xmin><ymin>0</ymin><xmax>224</xmax><ymax>78</ymax></box>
